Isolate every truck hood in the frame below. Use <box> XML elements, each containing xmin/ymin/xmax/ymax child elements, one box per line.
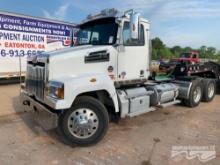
<box><xmin>48</xmin><ymin>45</ymin><xmax>102</xmax><ymax>57</ymax></box>
<box><xmin>47</xmin><ymin>45</ymin><xmax>117</xmax><ymax>80</ymax></box>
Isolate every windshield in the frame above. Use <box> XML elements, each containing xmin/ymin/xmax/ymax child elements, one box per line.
<box><xmin>180</xmin><ymin>53</ymin><xmax>191</xmax><ymax>58</ymax></box>
<box><xmin>76</xmin><ymin>18</ymin><xmax>118</xmax><ymax>46</ymax></box>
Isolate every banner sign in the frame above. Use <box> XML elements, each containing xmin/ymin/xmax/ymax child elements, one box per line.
<box><xmin>0</xmin><ymin>12</ymin><xmax>75</xmax><ymax>74</ymax></box>
<box><xmin>0</xmin><ymin>13</ymin><xmax>74</xmax><ymax>57</ymax></box>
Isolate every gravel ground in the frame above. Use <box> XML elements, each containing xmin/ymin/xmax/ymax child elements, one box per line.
<box><xmin>0</xmin><ymin>84</ymin><xmax>220</xmax><ymax>165</ymax></box>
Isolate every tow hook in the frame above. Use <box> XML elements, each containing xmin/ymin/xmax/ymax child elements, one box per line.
<box><xmin>23</xmin><ymin>100</ymin><xmax>30</xmax><ymax>106</ymax></box>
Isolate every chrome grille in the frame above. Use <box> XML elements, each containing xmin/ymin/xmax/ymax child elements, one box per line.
<box><xmin>26</xmin><ymin>64</ymin><xmax>45</xmax><ymax>101</ymax></box>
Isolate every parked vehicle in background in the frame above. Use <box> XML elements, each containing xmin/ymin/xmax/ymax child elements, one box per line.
<box><xmin>21</xmin><ymin>9</ymin><xmax>217</xmax><ymax>146</ymax></box>
<box><xmin>0</xmin><ymin>11</ymin><xmax>75</xmax><ymax>83</ymax></box>
<box><xmin>159</xmin><ymin>51</ymin><xmax>200</xmax><ymax>72</ymax></box>
<box><xmin>174</xmin><ymin>51</ymin><xmax>200</xmax><ymax>64</ymax></box>
<box><xmin>158</xmin><ymin>50</ymin><xmax>220</xmax><ymax>82</ymax></box>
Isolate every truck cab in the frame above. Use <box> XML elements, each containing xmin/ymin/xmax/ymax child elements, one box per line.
<box><xmin>174</xmin><ymin>51</ymin><xmax>200</xmax><ymax>64</ymax></box>
<box><xmin>21</xmin><ymin>9</ymin><xmax>216</xmax><ymax>146</ymax></box>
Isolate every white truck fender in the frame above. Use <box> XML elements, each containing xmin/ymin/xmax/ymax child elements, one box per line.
<box><xmin>47</xmin><ymin>73</ymin><xmax>119</xmax><ymax>112</ymax></box>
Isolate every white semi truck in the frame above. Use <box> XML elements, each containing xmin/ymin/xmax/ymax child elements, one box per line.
<box><xmin>21</xmin><ymin>9</ymin><xmax>216</xmax><ymax>146</ymax></box>
<box><xmin>0</xmin><ymin>11</ymin><xmax>75</xmax><ymax>83</ymax></box>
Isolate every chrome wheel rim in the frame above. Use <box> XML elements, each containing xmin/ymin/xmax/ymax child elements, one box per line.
<box><xmin>193</xmin><ymin>86</ymin><xmax>202</xmax><ymax>103</ymax></box>
<box><xmin>208</xmin><ymin>83</ymin><xmax>215</xmax><ymax>98</ymax></box>
<box><xmin>68</xmin><ymin>108</ymin><xmax>99</xmax><ymax>139</ymax></box>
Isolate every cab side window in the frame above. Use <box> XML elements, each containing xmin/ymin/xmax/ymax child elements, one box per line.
<box><xmin>123</xmin><ymin>21</ymin><xmax>145</xmax><ymax>46</ymax></box>
<box><xmin>193</xmin><ymin>54</ymin><xmax>197</xmax><ymax>58</ymax></box>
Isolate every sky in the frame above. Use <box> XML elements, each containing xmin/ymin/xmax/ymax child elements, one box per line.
<box><xmin>1</xmin><ymin>0</ymin><xmax>220</xmax><ymax>50</ymax></box>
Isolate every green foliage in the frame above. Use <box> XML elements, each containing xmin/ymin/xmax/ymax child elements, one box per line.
<box><xmin>200</xmin><ymin>46</ymin><xmax>207</xmax><ymax>58</ymax></box>
<box><xmin>182</xmin><ymin>47</ymin><xmax>192</xmax><ymax>52</ymax></box>
<box><xmin>151</xmin><ymin>37</ymin><xmax>220</xmax><ymax>63</ymax></box>
<box><xmin>159</xmin><ymin>48</ymin><xmax>173</xmax><ymax>59</ymax></box>
<box><xmin>151</xmin><ymin>37</ymin><xmax>165</xmax><ymax>50</ymax></box>
<box><xmin>152</xmin><ymin>48</ymin><xmax>158</xmax><ymax>60</ymax></box>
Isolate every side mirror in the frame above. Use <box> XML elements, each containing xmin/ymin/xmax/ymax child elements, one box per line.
<box><xmin>130</xmin><ymin>12</ymin><xmax>140</xmax><ymax>40</ymax></box>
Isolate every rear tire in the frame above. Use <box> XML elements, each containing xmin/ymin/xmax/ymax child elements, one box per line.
<box><xmin>202</xmin><ymin>79</ymin><xmax>216</xmax><ymax>102</ymax></box>
<box><xmin>183</xmin><ymin>79</ymin><xmax>202</xmax><ymax>107</ymax></box>
<box><xmin>58</xmin><ymin>96</ymin><xmax>109</xmax><ymax>146</ymax></box>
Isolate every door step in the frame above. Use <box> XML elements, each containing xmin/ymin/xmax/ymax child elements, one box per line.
<box><xmin>157</xmin><ymin>100</ymin><xmax>181</xmax><ymax>108</ymax></box>
<box><xmin>127</xmin><ymin>107</ymin><xmax>156</xmax><ymax>117</ymax></box>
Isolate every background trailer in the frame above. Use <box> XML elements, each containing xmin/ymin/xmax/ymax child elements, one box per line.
<box><xmin>0</xmin><ymin>11</ymin><xmax>76</xmax><ymax>83</ymax></box>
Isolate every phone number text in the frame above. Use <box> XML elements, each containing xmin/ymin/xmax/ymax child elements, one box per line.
<box><xmin>0</xmin><ymin>49</ymin><xmax>44</xmax><ymax>57</ymax></box>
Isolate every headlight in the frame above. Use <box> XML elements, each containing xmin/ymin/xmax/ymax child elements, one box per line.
<box><xmin>46</xmin><ymin>81</ymin><xmax>64</xmax><ymax>99</ymax></box>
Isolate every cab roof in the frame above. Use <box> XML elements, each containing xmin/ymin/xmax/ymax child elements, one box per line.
<box><xmin>80</xmin><ymin>8</ymin><xmax>149</xmax><ymax>25</ymax></box>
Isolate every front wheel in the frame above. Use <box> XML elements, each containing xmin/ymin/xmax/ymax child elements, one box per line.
<box><xmin>58</xmin><ymin>96</ymin><xmax>109</xmax><ymax>146</ymax></box>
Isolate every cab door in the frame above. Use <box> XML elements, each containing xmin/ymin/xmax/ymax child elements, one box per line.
<box><xmin>117</xmin><ymin>21</ymin><xmax>150</xmax><ymax>81</ymax></box>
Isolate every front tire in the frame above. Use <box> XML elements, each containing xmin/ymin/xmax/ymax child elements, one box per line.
<box><xmin>58</xmin><ymin>96</ymin><xmax>109</xmax><ymax>146</ymax></box>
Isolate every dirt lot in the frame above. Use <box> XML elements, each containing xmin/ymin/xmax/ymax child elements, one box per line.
<box><xmin>0</xmin><ymin>84</ymin><xmax>220</xmax><ymax>165</ymax></box>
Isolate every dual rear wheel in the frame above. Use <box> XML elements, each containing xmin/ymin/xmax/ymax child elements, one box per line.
<box><xmin>202</xmin><ymin>79</ymin><xmax>216</xmax><ymax>102</ymax></box>
<box><xmin>184</xmin><ymin>78</ymin><xmax>216</xmax><ymax>107</ymax></box>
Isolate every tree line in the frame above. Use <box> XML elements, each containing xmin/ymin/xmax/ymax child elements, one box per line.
<box><xmin>151</xmin><ymin>37</ymin><xmax>220</xmax><ymax>63</ymax></box>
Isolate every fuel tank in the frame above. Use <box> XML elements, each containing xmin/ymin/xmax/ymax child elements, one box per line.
<box><xmin>146</xmin><ymin>83</ymin><xmax>179</xmax><ymax>106</ymax></box>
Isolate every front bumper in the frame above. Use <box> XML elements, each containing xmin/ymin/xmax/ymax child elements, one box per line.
<box><xmin>20</xmin><ymin>91</ymin><xmax>58</xmax><ymax>130</ymax></box>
